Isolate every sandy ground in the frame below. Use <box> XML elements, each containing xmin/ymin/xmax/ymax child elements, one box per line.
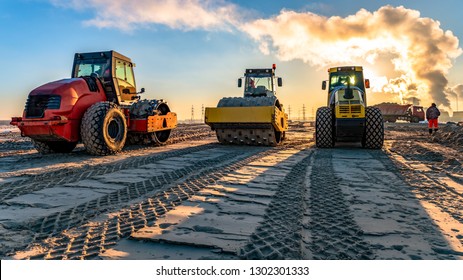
<box><xmin>0</xmin><ymin>121</ymin><xmax>462</xmax><ymax>260</ymax></box>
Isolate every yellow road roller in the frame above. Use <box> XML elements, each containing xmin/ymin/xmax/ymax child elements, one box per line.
<box><xmin>205</xmin><ymin>64</ymin><xmax>288</xmax><ymax>146</ymax></box>
<box><xmin>316</xmin><ymin>66</ymin><xmax>384</xmax><ymax>149</ymax></box>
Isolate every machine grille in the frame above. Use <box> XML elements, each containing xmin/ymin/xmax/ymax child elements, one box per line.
<box><xmin>351</xmin><ymin>105</ymin><xmax>362</xmax><ymax>114</ymax></box>
<box><xmin>47</xmin><ymin>95</ymin><xmax>61</xmax><ymax>109</ymax></box>
<box><xmin>339</xmin><ymin>106</ymin><xmax>350</xmax><ymax>113</ymax></box>
<box><xmin>25</xmin><ymin>95</ymin><xmax>61</xmax><ymax>118</ymax></box>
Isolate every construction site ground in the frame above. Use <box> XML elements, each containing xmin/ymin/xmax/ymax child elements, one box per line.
<box><xmin>0</xmin><ymin>121</ymin><xmax>462</xmax><ymax>260</ymax></box>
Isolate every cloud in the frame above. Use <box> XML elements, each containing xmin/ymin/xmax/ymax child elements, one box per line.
<box><xmin>50</xmin><ymin>2</ymin><xmax>462</xmax><ymax>109</ymax></box>
<box><xmin>50</xmin><ymin>0</ymin><xmax>239</xmax><ymax>31</ymax></box>
<box><xmin>242</xmin><ymin>5</ymin><xmax>462</xmax><ymax>108</ymax></box>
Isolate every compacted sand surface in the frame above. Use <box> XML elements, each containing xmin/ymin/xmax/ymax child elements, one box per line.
<box><xmin>0</xmin><ymin>121</ymin><xmax>462</xmax><ymax>260</ymax></box>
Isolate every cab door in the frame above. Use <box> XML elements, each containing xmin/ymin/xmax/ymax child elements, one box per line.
<box><xmin>114</xmin><ymin>59</ymin><xmax>137</xmax><ymax>103</ymax></box>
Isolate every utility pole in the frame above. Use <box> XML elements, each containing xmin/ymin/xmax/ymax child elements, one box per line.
<box><xmin>191</xmin><ymin>105</ymin><xmax>194</xmax><ymax>123</ymax></box>
<box><xmin>288</xmin><ymin>105</ymin><xmax>292</xmax><ymax>120</ymax></box>
<box><xmin>201</xmin><ymin>104</ymin><xmax>205</xmax><ymax>122</ymax></box>
<box><xmin>457</xmin><ymin>95</ymin><xmax>459</xmax><ymax>112</ymax></box>
<box><xmin>302</xmin><ymin>104</ymin><xmax>306</xmax><ymax>121</ymax></box>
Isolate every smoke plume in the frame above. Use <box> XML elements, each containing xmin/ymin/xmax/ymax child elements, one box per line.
<box><xmin>446</xmin><ymin>84</ymin><xmax>463</xmax><ymax>111</ymax></box>
<box><xmin>243</xmin><ymin>5</ymin><xmax>462</xmax><ymax>108</ymax></box>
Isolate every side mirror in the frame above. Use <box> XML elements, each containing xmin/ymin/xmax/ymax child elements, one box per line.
<box><xmin>322</xmin><ymin>81</ymin><xmax>327</xmax><ymax>90</ymax></box>
<box><xmin>138</xmin><ymin>88</ymin><xmax>145</xmax><ymax>94</ymax></box>
<box><xmin>238</xmin><ymin>78</ymin><xmax>242</xmax><ymax>88</ymax></box>
<box><xmin>365</xmin><ymin>79</ymin><xmax>370</xmax><ymax>89</ymax></box>
<box><xmin>277</xmin><ymin>77</ymin><xmax>283</xmax><ymax>87</ymax></box>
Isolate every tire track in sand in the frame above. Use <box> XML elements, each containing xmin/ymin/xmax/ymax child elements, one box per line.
<box><xmin>11</xmin><ymin>146</ymin><xmax>287</xmax><ymax>259</ymax></box>
<box><xmin>307</xmin><ymin>149</ymin><xmax>375</xmax><ymax>260</ymax></box>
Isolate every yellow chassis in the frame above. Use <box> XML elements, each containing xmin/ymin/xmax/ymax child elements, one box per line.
<box><xmin>205</xmin><ymin>106</ymin><xmax>288</xmax><ymax>132</ymax></box>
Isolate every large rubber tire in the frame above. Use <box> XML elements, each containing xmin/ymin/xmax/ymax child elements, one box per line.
<box><xmin>31</xmin><ymin>139</ymin><xmax>52</xmax><ymax>154</ymax></box>
<box><xmin>315</xmin><ymin>107</ymin><xmax>334</xmax><ymax>148</ymax></box>
<box><xmin>81</xmin><ymin>102</ymin><xmax>127</xmax><ymax>155</ymax></box>
<box><xmin>31</xmin><ymin>139</ymin><xmax>77</xmax><ymax>154</ymax></box>
<box><xmin>362</xmin><ymin>107</ymin><xmax>384</xmax><ymax>149</ymax></box>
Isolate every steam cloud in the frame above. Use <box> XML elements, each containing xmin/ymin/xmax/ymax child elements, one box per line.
<box><xmin>446</xmin><ymin>85</ymin><xmax>463</xmax><ymax>110</ymax></box>
<box><xmin>51</xmin><ymin>1</ymin><xmax>462</xmax><ymax>109</ymax></box>
<box><xmin>243</xmin><ymin>5</ymin><xmax>462</xmax><ymax>109</ymax></box>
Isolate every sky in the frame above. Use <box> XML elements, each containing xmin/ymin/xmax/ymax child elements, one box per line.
<box><xmin>1</xmin><ymin>0</ymin><xmax>463</xmax><ymax>121</ymax></box>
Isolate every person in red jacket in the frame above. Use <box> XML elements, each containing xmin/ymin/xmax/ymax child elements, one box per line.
<box><xmin>426</xmin><ymin>103</ymin><xmax>440</xmax><ymax>134</ymax></box>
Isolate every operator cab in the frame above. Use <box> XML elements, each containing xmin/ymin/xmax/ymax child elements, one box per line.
<box><xmin>72</xmin><ymin>51</ymin><xmax>141</xmax><ymax>105</ymax></box>
<box><xmin>238</xmin><ymin>65</ymin><xmax>283</xmax><ymax>98</ymax></box>
<box><xmin>322</xmin><ymin>66</ymin><xmax>370</xmax><ymax>105</ymax></box>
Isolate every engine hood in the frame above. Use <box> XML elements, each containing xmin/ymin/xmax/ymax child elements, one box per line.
<box><xmin>29</xmin><ymin>78</ymin><xmax>84</xmax><ymax>98</ymax></box>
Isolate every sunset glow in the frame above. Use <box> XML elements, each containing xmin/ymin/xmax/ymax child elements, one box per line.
<box><xmin>1</xmin><ymin>1</ymin><xmax>463</xmax><ymax>119</ymax></box>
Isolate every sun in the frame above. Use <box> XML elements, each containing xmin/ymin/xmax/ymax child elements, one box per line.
<box><xmin>363</xmin><ymin>68</ymin><xmax>388</xmax><ymax>92</ymax></box>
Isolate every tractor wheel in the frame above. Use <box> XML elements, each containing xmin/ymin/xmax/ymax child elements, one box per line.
<box><xmin>362</xmin><ymin>107</ymin><xmax>384</xmax><ymax>149</ymax></box>
<box><xmin>81</xmin><ymin>101</ymin><xmax>127</xmax><ymax>155</ymax></box>
<box><xmin>126</xmin><ymin>130</ymin><xmax>171</xmax><ymax>146</ymax></box>
<box><xmin>31</xmin><ymin>139</ymin><xmax>77</xmax><ymax>154</ymax></box>
<box><xmin>151</xmin><ymin>102</ymin><xmax>172</xmax><ymax>145</ymax></box>
<box><xmin>31</xmin><ymin>139</ymin><xmax>52</xmax><ymax>154</ymax></box>
<box><xmin>315</xmin><ymin>107</ymin><xmax>334</xmax><ymax>148</ymax></box>
<box><xmin>151</xmin><ymin>130</ymin><xmax>171</xmax><ymax>145</ymax></box>
<box><xmin>128</xmin><ymin>100</ymin><xmax>172</xmax><ymax>146</ymax></box>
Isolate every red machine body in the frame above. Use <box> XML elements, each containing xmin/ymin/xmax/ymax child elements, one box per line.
<box><xmin>11</xmin><ymin>78</ymin><xmax>107</xmax><ymax>142</ymax></box>
<box><xmin>10</xmin><ymin>50</ymin><xmax>177</xmax><ymax>155</ymax></box>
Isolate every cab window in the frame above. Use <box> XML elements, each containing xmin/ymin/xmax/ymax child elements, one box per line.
<box><xmin>74</xmin><ymin>58</ymin><xmax>107</xmax><ymax>77</ymax></box>
<box><xmin>115</xmin><ymin>59</ymin><xmax>135</xmax><ymax>86</ymax></box>
<box><xmin>115</xmin><ymin>60</ymin><xmax>125</xmax><ymax>81</ymax></box>
<box><xmin>125</xmin><ymin>64</ymin><xmax>135</xmax><ymax>86</ymax></box>
<box><xmin>329</xmin><ymin>71</ymin><xmax>364</xmax><ymax>92</ymax></box>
